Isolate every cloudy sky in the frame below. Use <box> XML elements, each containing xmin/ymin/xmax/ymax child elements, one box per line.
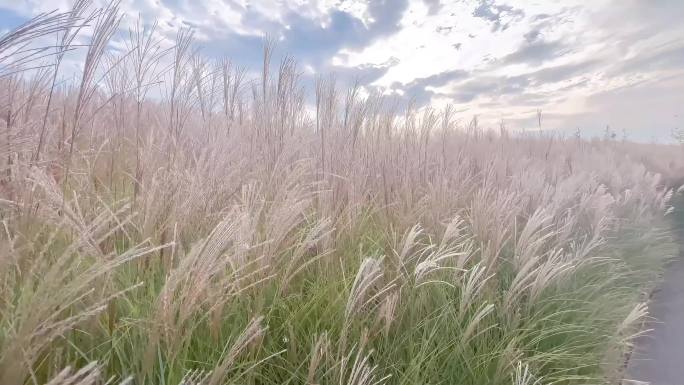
<box><xmin>1</xmin><ymin>0</ymin><xmax>683</xmax><ymax>141</ymax></box>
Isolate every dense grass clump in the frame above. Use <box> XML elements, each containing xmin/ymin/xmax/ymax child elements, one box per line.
<box><xmin>0</xmin><ymin>2</ymin><xmax>682</xmax><ymax>384</ymax></box>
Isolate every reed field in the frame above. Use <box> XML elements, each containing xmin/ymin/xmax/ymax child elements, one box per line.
<box><xmin>1</xmin><ymin>2</ymin><xmax>683</xmax><ymax>384</ymax></box>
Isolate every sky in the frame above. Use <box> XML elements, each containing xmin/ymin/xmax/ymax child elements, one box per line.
<box><xmin>1</xmin><ymin>0</ymin><xmax>683</xmax><ymax>142</ymax></box>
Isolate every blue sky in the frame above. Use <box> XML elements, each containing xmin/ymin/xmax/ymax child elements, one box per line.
<box><xmin>1</xmin><ymin>0</ymin><xmax>683</xmax><ymax>142</ymax></box>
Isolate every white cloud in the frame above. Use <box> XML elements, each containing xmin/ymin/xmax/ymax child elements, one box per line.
<box><xmin>0</xmin><ymin>0</ymin><xmax>682</xmax><ymax>140</ymax></box>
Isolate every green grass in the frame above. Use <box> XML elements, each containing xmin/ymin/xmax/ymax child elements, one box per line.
<box><xmin>7</xmin><ymin>211</ymin><xmax>671</xmax><ymax>385</ymax></box>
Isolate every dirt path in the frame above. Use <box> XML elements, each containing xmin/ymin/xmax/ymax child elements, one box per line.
<box><xmin>625</xmin><ymin>222</ymin><xmax>684</xmax><ymax>385</ymax></box>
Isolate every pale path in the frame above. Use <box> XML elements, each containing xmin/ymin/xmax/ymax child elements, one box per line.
<box><xmin>626</xmin><ymin>222</ymin><xmax>684</xmax><ymax>385</ymax></box>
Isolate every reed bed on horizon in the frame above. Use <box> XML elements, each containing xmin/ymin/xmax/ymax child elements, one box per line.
<box><xmin>0</xmin><ymin>2</ymin><xmax>682</xmax><ymax>385</ymax></box>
